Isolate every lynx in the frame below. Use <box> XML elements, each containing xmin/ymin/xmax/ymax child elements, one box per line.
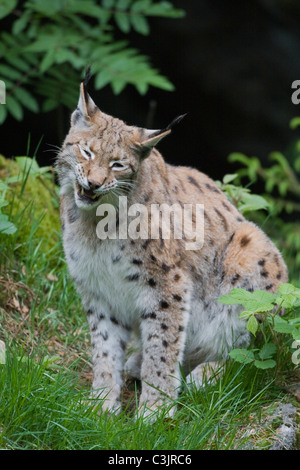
<box><xmin>56</xmin><ymin>72</ymin><xmax>288</xmax><ymax>418</ymax></box>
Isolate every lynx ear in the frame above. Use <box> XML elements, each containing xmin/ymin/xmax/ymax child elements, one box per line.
<box><xmin>139</xmin><ymin>113</ymin><xmax>187</xmax><ymax>157</ymax></box>
<box><xmin>71</xmin><ymin>66</ymin><xmax>98</xmax><ymax>125</ymax></box>
<box><xmin>140</xmin><ymin>129</ymin><xmax>171</xmax><ymax>149</ymax></box>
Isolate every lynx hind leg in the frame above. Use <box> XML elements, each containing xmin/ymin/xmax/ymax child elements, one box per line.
<box><xmin>186</xmin><ymin>361</ymin><xmax>224</xmax><ymax>388</ymax></box>
<box><xmin>124</xmin><ymin>333</ymin><xmax>142</xmax><ymax>379</ymax></box>
<box><xmin>124</xmin><ymin>351</ymin><xmax>142</xmax><ymax>379</ymax></box>
<box><xmin>223</xmin><ymin>221</ymin><xmax>288</xmax><ymax>294</ymax></box>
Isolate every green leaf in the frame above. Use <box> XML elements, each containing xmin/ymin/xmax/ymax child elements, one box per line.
<box><xmin>40</xmin><ymin>49</ymin><xmax>57</xmax><ymax>73</ymax></box>
<box><xmin>6</xmin><ymin>95</ymin><xmax>23</xmax><ymax>121</ymax></box>
<box><xmin>277</xmin><ymin>295</ymin><xmax>299</xmax><ymax>310</ymax></box>
<box><xmin>5</xmin><ymin>174</ymin><xmax>23</xmax><ymax>184</ymax></box>
<box><xmin>114</xmin><ymin>11</ymin><xmax>131</xmax><ymax>32</ymax></box>
<box><xmin>0</xmin><ymin>64</ymin><xmax>22</xmax><ymax>80</ymax></box>
<box><xmin>135</xmin><ymin>81</ymin><xmax>149</xmax><ymax>95</ymax></box>
<box><xmin>278</xmin><ymin>283</ymin><xmax>297</xmax><ymax>295</ymax></box>
<box><xmin>254</xmin><ymin>359</ymin><xmax>276</xmax><ymax>369</ymax></box>
<box><xmin>147</xmin><ymin>73</ymin><xmax>175</xmax><ymax>91</ymax></box>
<box><xmin>219</xmin><ymin>289</ymin><xmax>250</xmax><ymax>306</ymax></box>
<box><xmin>228</xmin><ymin>152</ymin><xmax>250</xmax><ymax>164</ymax></box>
<box><xmin>42</xmin><ymin>98</ymin><xmax>58</xmax><ymax>113</ymax></box>
<box><xmin>269</xmin><ymin>151</ymin><xmax>290</xmax><ymax>169</ymax></box>
<box><xmin>258</xmin><ymin>343</ymin><xmax>277</xmax><ymax>360</ymax></box>
<box><xmin>290</xmin><ymin>117</ymin><xmax>300</xmax><ymax>129</ymax></box>
<box><xmin>111</xmin><ymin>78</ymin><xmax>127</xmax><ymax>94</ymax></box>
<box><xmin>246</xmin><ymin>315</ymin><xmax>259</xmax><ymax>336</ymax></box>
<box><xmin>0</xmin><ymin>105</ymin><xmax>7</xmax><ymax>124</ymax></box>
<box><xmin>12</xmin><ymin>10</ymin><xmax>31</xmax><ymax>35</ymax></box>
<box><xmin>238</xmin><ymin>193</ymin><xmax>270</xmax><ymax>214</ymax></box>
<box><xmin>292</xmin><ymin>330</ymin><xmax>300</xmax><ymax>341</ymax></box>
<box><xmin>229</xmin><ymin>348</ymin><xmax>255</xmax><ymax>364</ymax></box>
<box><xmin>5</xmin><ymin>54</ymin><xmax>31</xmax><ymax>74</ymax></box>
<box><xmin>42</xmin><ymin>354</ymin><xmax>61</xmax><ymax>369</ymax></box>
<box><xmin>0</xmin><ymin>214</ymin><xmax>17</xmax><ymax>235</ymax></box>
<box><xmin>15</xmin><ymin>156</ymin><xmax>39</xmax><ymax>174</ymax></box>
<box><xmin>273</xmin><ymin>316</ymin><xmax>295</xmax><ymax>334</ymax></box>
<box><xmin>14</xmin><ymin>88</ymin><xmax>39</xmax><ymax>113</ymax></box>
<box><xmin>146</xmin><ymin>1</ymin><xmax>185</xmax><ymax>18</ymax></box>
<box><xmin>95</xmin><ymin>69</ymin><xmax>113</xmax><ymax>89</ymax></box>
<box><xmin>238</xmin><ymin>310</ymin><xmax>253</xmax><ymax>320</ymax></box>
<box><xmin>27</xmin><ymin>0</ymin><xmax>64</xmax><ymax>16</ymax></box>
<box><xmin>0</xmin><ymin>0</ymin><xmax>17</xmax><ymax>19</ymax></box>
<box><xmin>223</xmin><ymin>174</ymin><xmax>238</xmax><ymax>185</ymax></box>
<box><xmin>67</xmin><ymin>1</ymin><xmax>106</xmax><ymax>19</ymax></box>
<box><xmin>131</xmin><ymin>14</ymin><xmax>150</xmax><ymax>35</ymax></box>
<box><xmin>15</xmin><ymin>156</ymin><xmax>51</xmax><ymax>177</ymax></box>
<box><xmin>116</xmin><ymin>0</ymin><xmax>132</xmax><ymax>9</ymax></box>
<box><xmin>102</xmin><ymin>0</ymin><xmax>116</xmax><ymax>8</ymax></box>
<box><xmin>0</xmin><ymin>180</ymin><xmax>9</xmax><ymax>191</ymax></box>
<box><xmin>131</xmin><ymin>0</ymin><xmax>151</xmax><ymax>13</ymax></box>
<box><xmin>278</xmin><ymin>283</ymin><xmax>300</xmax><ymax>301</ymax></box>
<box><xmin>219</xmin><ymin>288</ymin><xmax>277</xmax><ymax>313</ymax></box>
<box><xmin>0</xmin><ymin>200</ymin><xmax>8</xmax><ymax>209</ymax></box>
<box><xmin>25</xmin><ymin>34</ymin><xmax>60</xmax><ymax>53</ymax></box>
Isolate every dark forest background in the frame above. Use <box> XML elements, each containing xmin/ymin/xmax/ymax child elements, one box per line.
<box><xmin>2</xmin><ymin>0</ymin><xmax>300</xmax><ymax>180</ymax></box>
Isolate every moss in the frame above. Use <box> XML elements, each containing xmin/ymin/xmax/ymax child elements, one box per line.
<box><xmin>0</xmin><ymin>154</ymin><xmax>61</xmax><ymax>257</ymax></box>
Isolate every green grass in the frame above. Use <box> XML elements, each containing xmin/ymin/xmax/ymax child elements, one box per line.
<box><xmin>0</xmin><ymin>156</ymin><xmax>299</xmax><ymax>450</ymax></box>
<box><xmin>0</xmin><ymin>348</ymin><xmax>285</xmax><ymax>450</ymax></box>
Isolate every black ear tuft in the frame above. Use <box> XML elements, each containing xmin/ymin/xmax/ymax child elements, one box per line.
<box><xmin>149</xmin><ymin>113</ymin><xmax>187</xmax><ymax>139</ymax></box>
<box><xmin>165</xmin><ymin>113</ymin><xmax>188</xmax><ymax>132</ymax></box>
<box><xmin>84</xmin><ymin>65</ymin><xmax>92</xmax><ymax>87</ymax></box>
<box><xmin>82</xmin><ymin>66</ymin><xmax>92</xmax><ymax>103</ymax></box>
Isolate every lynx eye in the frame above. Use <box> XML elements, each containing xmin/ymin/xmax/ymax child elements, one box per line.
<box><xmin>78</xmin><ymin>145</ymin><xmax>94</xmax><ymax>160</ymax></box>
<box><xmin>84</xmin><ymin>149</ymin><xmax>91</xmax><ymax>158</ymax></box>
<box><xmin>110</xmin><ymin>161</ymin><xmax>128</xmax><ymax>171</ymax></box>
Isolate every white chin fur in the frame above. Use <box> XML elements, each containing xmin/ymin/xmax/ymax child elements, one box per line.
<box><xmin>74</xmin><ymin>193</ymin><xmax>101</xmax><ymax>210</ymax></box>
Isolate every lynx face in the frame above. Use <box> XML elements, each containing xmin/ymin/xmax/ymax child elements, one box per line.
<box><xmin>56</xmin><ymin>81</ymin><xmax>174</xmax><ymax>210</ymax></box>
<box><xmin>59</xmin><ymin>121</ymin><xmax>139</xmax><ymax>209</ymax></box>
<box><xmin>66</xmin><ymin>137</ymin><xmax>138</xmax><ymax>210</ymax></box>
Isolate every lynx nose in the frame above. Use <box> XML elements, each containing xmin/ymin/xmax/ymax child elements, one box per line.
<box><xmin>87</xmin><ymin>177</ymin><xmax>106</xmax><ymax>189</ymax></box>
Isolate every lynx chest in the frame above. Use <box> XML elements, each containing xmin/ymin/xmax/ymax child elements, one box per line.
<box><xmin>63</xmin><ymin>233</ymin><xmax>148</xmax><ymax>325</ymax></box>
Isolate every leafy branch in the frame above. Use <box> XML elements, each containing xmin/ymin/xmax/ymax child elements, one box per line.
<box><xmin>218</xmin><ymin>284</ymin><xmax>300</xmax><ymax>370</ymax></box>
<box><xmin>0</xmin><ymin>155</ymin><xmax>54</xmax><ymax>236</ymax></box>
<box><xmin>216</xmin><ymin>173</ymin><xmax>271</xmax><ymax>214</ymax></box>
<box><xmin>224</xmin><ymin>120</ymin><xmax>300</xmax><ymax>271</ymax></box>
<box><xmin>0</xmin><ymin>0</ymin><xmax>185</xmax><ymax>123</ymax></box>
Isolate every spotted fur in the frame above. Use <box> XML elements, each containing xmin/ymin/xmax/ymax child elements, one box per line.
<box><xmin>56</xmin><ymin>78</ymin><xmax>288</xmax><ymax>417</ymax></box>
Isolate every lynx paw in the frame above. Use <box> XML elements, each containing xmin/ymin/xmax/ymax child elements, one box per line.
<box><xmin>89</xmin><ymin>386</ymin><xmax>121</xmax><ymax>415</ymax></box>
<box><xmin>186</xmin><ymin>361</ymin><xmax>223</xmax><ymax>388</ymax></box>
<box><xmin>137</xmin><ymin>396</ymin><xmax>176</xmax><ymax>422</ymax></box>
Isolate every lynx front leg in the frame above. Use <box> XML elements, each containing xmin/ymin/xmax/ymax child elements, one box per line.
<box><xmin>138</xmin><ymin>294</ymin><xmax>190</xmax><ymax>418</ymax></box>
<box><xmin>86</xmin><ymin>308</ymin><xmax>130</xmax><ymax>413</ymax></box>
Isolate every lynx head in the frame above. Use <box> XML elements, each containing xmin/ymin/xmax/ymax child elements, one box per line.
<box><xmin>56</xmin><ymin>69</ymin><xmax>186</xmax><ymax>210</ymax></box>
